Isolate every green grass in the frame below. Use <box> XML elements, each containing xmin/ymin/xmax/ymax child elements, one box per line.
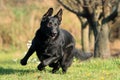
<box><xmin>0</xmin><ymin>51</ymin><xmax>120</xmax><ymax>80</ymax></box>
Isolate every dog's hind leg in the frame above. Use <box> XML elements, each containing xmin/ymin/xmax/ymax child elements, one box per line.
<box><xmin>49</xmin><ymin>62</ymin><xmax>60</xmax><ymax>73</ymax></box>
<box><xmin>61</xmin><ymin>46</ymin><xmax>74</xmax><ymax>73</ymax></box>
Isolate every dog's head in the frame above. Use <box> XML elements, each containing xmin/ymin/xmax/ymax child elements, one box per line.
<box><xmin>40</xmin><ymin>8</ymin><xmax>63</xmax><ymax>39</ymax></box>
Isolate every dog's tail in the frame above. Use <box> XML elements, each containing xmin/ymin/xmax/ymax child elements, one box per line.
<box><xmin>73</xmin><ymin>48</ymin><xmax>93</xmax><ymax>60</ymax></box>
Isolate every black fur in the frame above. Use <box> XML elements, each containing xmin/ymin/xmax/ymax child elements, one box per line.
<box><xmin>20</xmin><ymin>8</ymin><xmax>80</xmax><ymax>73</ymax></box>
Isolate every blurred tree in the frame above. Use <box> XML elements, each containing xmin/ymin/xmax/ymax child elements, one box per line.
<box><xmin>109</xmin><ymin>12</ymin><xmax>120</xmax><ymax>41</ymax></box>
<box><xmin>58</xmin><ymin>0</ymin><xmax>120</xmax><ymax>58</ymax></box>
<box><xmin>77</xmin><ymin>16</ymin><xmax>90</xmax><ymax>53</ymax></box>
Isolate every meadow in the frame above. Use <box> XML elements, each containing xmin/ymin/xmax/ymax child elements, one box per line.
<box><xmin>0</xmin><ymin>50</ymin><xmax>120</xmax><ymax>80</ymax></box>
<box><xmin>0</xmin><ymin>1</ymin><xmax>120</xmax><ymax>80</ymax></box>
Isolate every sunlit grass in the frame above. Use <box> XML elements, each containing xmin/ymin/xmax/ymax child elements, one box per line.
<box><xmin>0</xmin><ymin>51</ymin><xmax>120</xmax><ymax>80</ymax></box>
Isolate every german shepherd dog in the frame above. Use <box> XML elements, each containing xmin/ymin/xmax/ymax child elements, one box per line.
<box><xmin>20</xmin><ymin>8</ymin><xmax>79</xmax><ymax>73</ymax></box>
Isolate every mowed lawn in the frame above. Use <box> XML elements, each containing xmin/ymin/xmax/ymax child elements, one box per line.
<box><xmin>0</xmin><ymin>51</ymin><xmax>120</xmax><ymax>80</ymax></box>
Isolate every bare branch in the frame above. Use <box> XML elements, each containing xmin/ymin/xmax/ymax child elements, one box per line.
<box><xmin>57</xmin><ymin>0</ymin><xmax>86</xmax><ymax>17</ymax></box>
<box><xmin>102</xmin><ymin>1</ymin><xmax>119</xmax><ymax>24</ymax></box>
<box><xmin>58</xmin><ymin>0</ymin><xmax>77</xmax><ymax>13</ymax></box>
<box><xmin>77</xmin><ymin>16</ymin><xmax>88</xmax><ymax>29</ymax></box>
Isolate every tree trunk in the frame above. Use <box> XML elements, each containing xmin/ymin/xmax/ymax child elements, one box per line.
<box><xmin>89</xmin><ymin>26</ymin><xmax>94</xmax><ymax>50</ymax></box>
<box><xmin>78</xmin><ymin>17</ymin><xmax>90</xmax><ymax>53</ymax></box>
<box><xmin>94</xmin><ymin>23</ymin><xmax>110</xmax><ymax>58</ymax></box>
<box><xmin>118</xmin><ymin>27</ymin><xmax>120</xmax><ymax>39</ymax></box>
<box><xmin>81</xmin><ymin>25</ymin><xmax>90</xmax><ymax>53</ymax></box>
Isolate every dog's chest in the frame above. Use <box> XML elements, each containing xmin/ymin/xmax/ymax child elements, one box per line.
<box><xmin>36</xmin><ymin>40</ymin><xmax>60</xmax><ymax>54</ymax></box>
<box><xmin>45</xmin><ymin>44</ymin><xmax>56</xmax><ymax>53</ymax></box>
<box><xmin>35</xmin><ymin>33</ymin><xmax>64</xmax><ymax>56</ymax></box>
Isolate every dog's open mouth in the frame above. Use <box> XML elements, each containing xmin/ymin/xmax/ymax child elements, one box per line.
<box><xmin>50</xmin><ymin>33</ymin><xmax>57</xmax><ymax>39</ymax></box>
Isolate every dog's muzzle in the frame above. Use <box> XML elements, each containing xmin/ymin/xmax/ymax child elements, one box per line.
<box><xmin>50</xmin><ymin>32</ymin><xmax>57</xmax><ymax>39</ymax></box>
<box><xmin>50</xmin><ymin>29</ymin><xmax>57</xmax><ymax>38</ymax></box>
<box><xmin>51</xmin><ymin>32</ymin><xmax>57</xmax><ymax>37</ymax></box>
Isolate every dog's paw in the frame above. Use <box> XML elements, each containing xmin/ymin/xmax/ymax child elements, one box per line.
<box><xmin>52</xmin><ymin>68</ymin><xmax>59</xmax><ymax>73</ymax></box>
<box><xmin>62</xmin><ymin>67</ymin><xmax>67</xmax><ymax>74</ymax></box>
<box><xmin>37</xmin><ymin>64</ymin><xmax>45</xmax><ymax>71</ymax></box>
<box><xmin>62</xmin><ymin>70</ymin><xmax>67</xmax><ymax>74</ymax></box>
<box><xmin>20</xmin><ymin>59</ymin><xmax>27</xmax><ymax>65</ymax></box>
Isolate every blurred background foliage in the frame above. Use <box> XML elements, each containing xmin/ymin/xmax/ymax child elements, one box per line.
<box><xmin>0</xmin><ymin>0</ymin><xmax>81</xmax><ymax>51</ymax></box>
<box><xmin>0</xmin><ymin>0</ymin><xmax>119</xmax><ymax>52</ymax></box>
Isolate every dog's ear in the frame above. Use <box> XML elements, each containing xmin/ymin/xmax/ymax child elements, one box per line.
<box><xmin>42</xmin><ymin>8</ymin><xmax>53</xmax><ymax>20</ymax></box>
<box><xmin>54</xmin><ymin>8</ymin><xmax>63</xmax><ymax>22</ymax></box>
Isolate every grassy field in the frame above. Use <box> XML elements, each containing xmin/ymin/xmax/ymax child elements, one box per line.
<box><xmin>0</xmin><ymin>51</ymin><xmax>120</xmax><ymax>80</ymax></box>
<box><xmin>0</xmin><ymin>1</ymin><xmax>120</xmax><ymax>80</ymax></box>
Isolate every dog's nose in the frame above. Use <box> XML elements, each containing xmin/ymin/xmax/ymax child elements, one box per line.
<box><xmin>51</xmin><ymin>32</ymin><xmax>57</xmax><ymax>37</ymax></box>
<box><xmin>51</xmin><ymin>30</ymin><xmax>57</xmax><ymax>37</ymax></box>
<box><xmin>51</xmin><ymin>29</ymin><xmax>57</xmax><ymax>34</ymax></box>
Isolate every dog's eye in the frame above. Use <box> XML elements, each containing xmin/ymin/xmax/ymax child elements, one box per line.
<box><xmin>54</xmin><ymin>23</ymin><xmax>57</xmax><ymax>27</ymax></box>
<box><xmin>48</xmin><ymin>22</ymin><xmax>52</xmax><ymax>27</ymax></box>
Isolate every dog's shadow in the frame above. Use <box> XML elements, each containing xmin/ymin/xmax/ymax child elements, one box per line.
<box><xmin>0</xmin><ymin>67</ymin><xmax>63</xmax><ymax>75</ymax></box>
<box><xmin>0</xmin><ymin>67</ymin><xmax>34</xmax><ymax>75</ymax></box>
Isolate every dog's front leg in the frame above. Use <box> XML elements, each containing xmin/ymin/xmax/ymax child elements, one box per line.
<box><xmin>20</xmin><ymin>45</ymin><xmax>35</xmax><ymax>65</ymax></box>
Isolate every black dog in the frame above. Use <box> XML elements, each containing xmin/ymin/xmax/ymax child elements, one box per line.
<box><xmin>20</xmin><ymin>8</ymin><xmax>80</xmax><ymax>73</ymax></box>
